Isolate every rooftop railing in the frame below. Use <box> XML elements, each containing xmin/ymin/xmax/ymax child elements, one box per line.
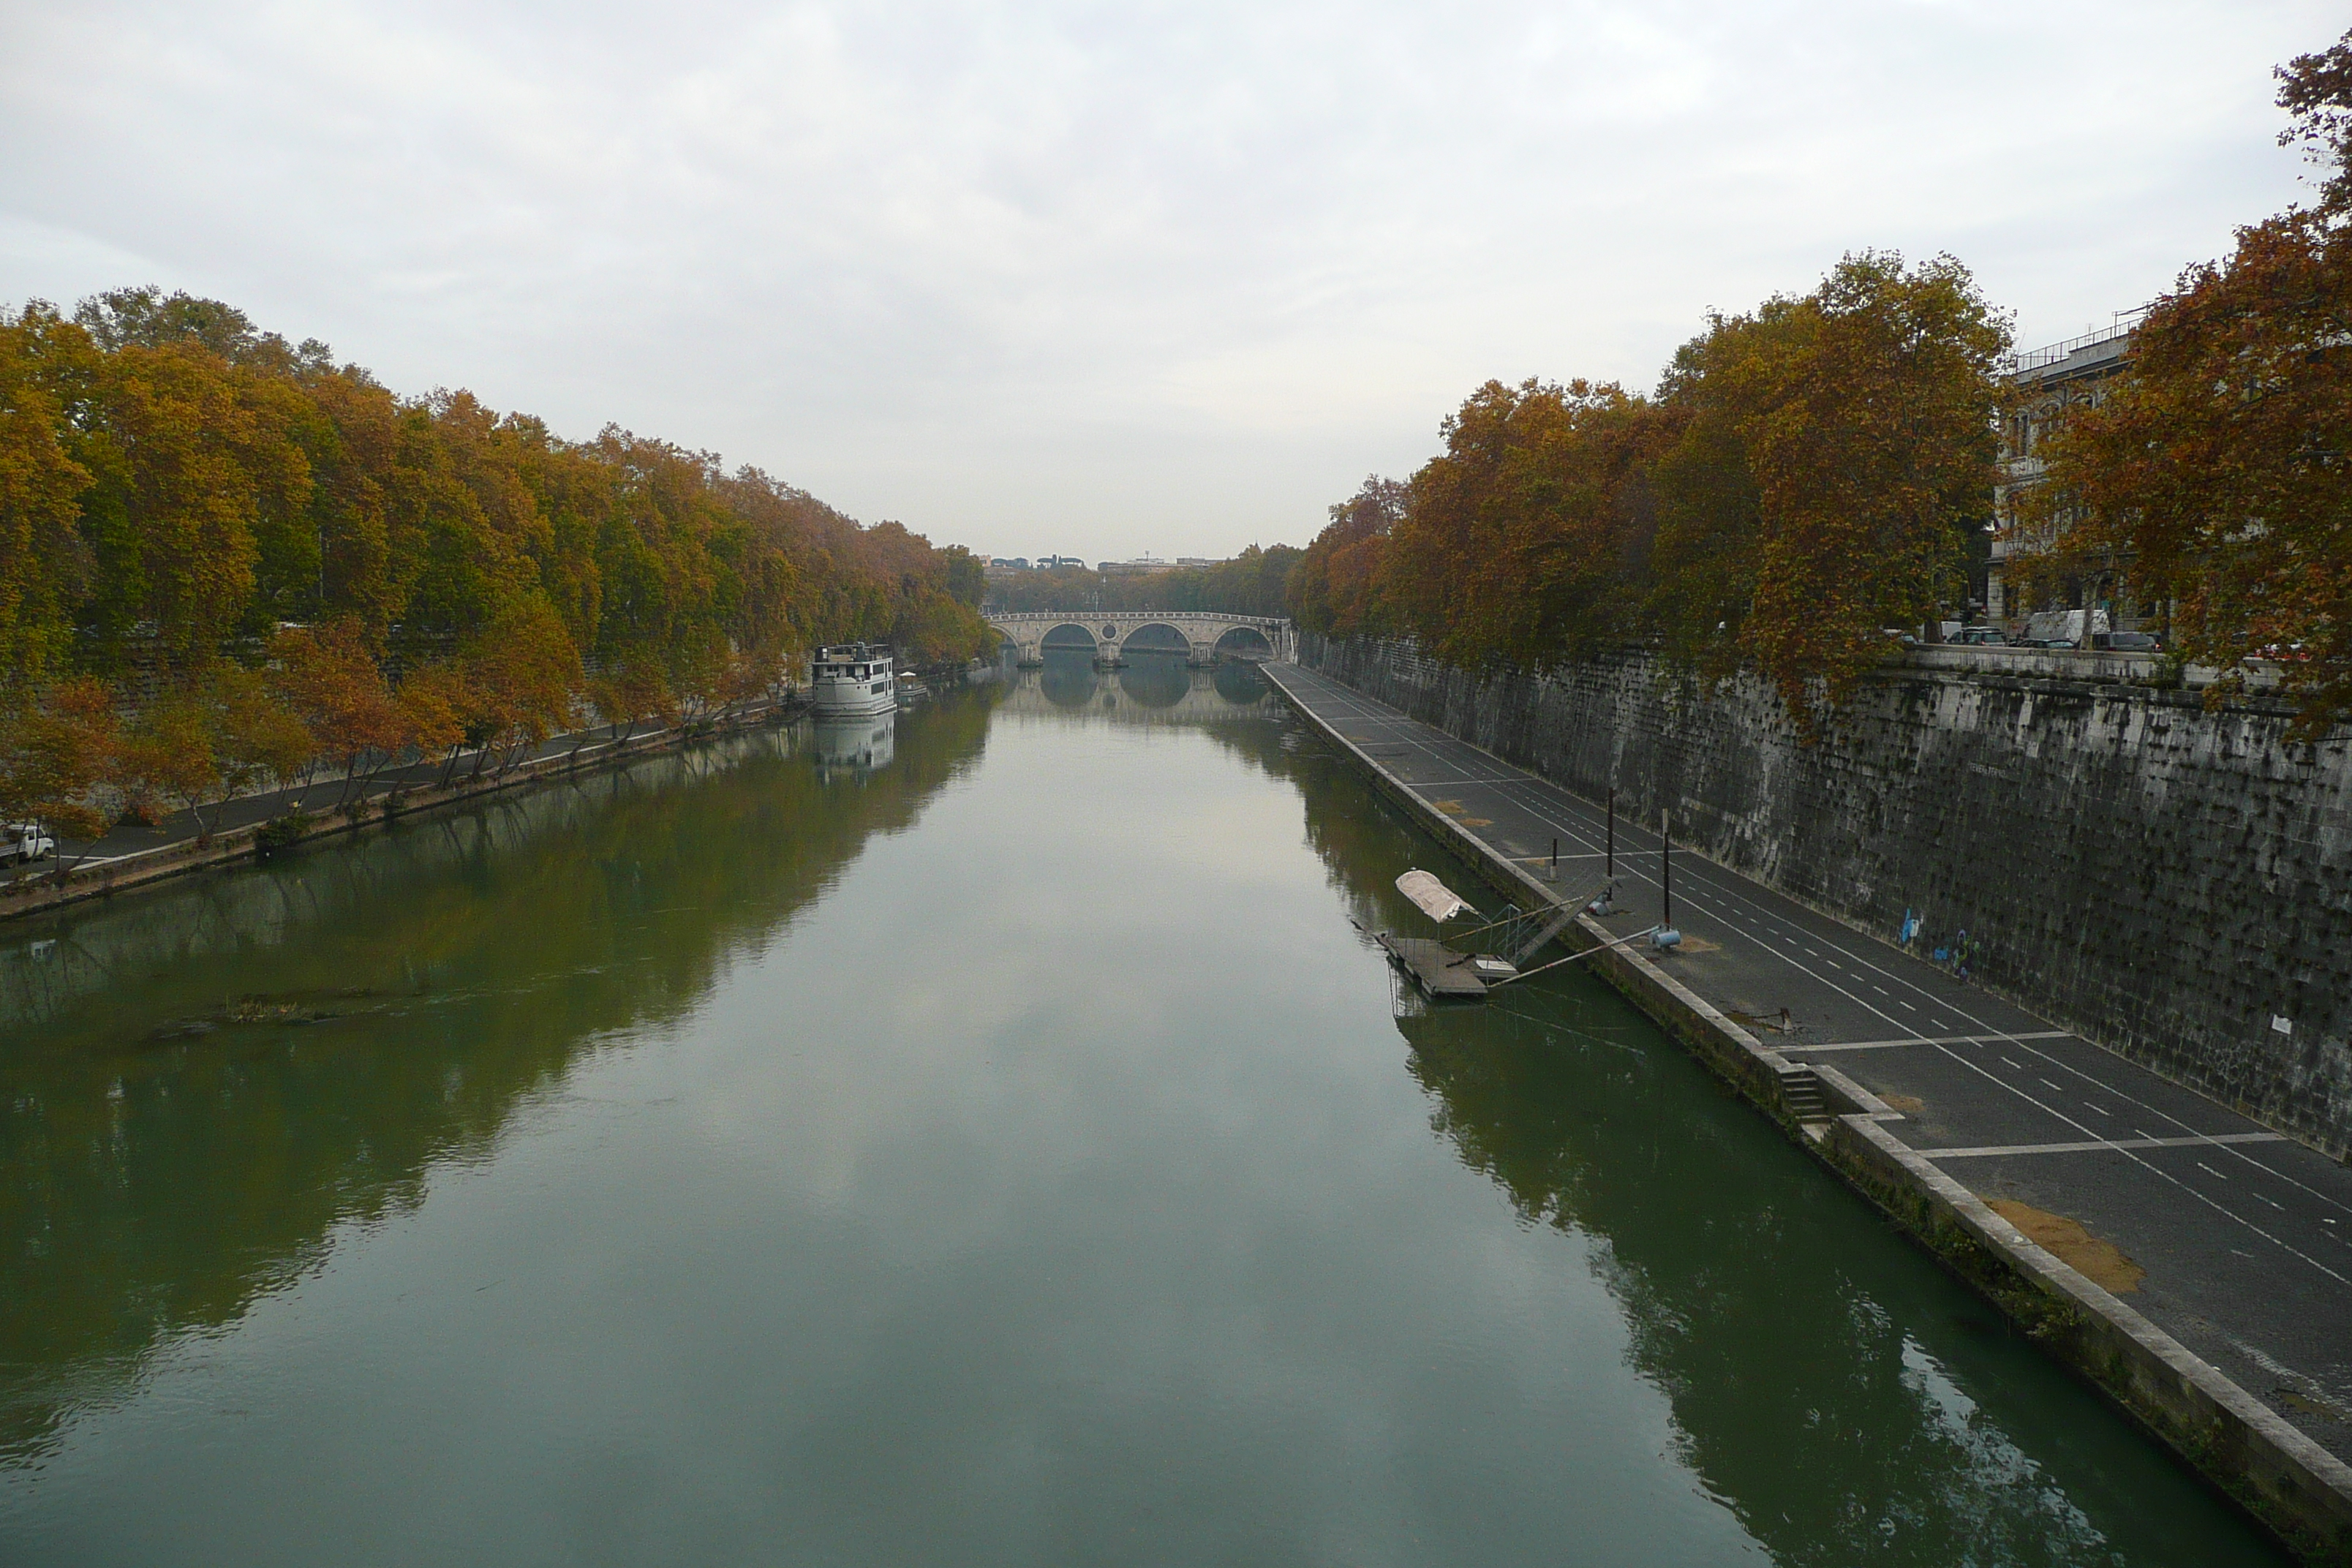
<box><xmin>2004</xmin><ymin>306</ymin><xmax>2148</xmax><ymax>376</ymax></box>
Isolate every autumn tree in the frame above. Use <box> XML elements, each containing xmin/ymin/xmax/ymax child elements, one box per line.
<box><xmin>2025</xmin><ymin>29</ymin><xmax>2352</xmax><ymax>731</ymax></box>
<box><xmin>1652</xmin><ymin>252</ymin><xmax>2008</xmax><ymax>723</ymax></box>
<box><xmin>1289</xmin><ymin>477</ymin><xmax>1405</xmax><ymax>638</ymax></box>
<box><xmin>268</xmin><ymin>619</ymin><xmax>403</xmax><ymax>802</ymax></box>
<box><xmin>0</xmin><ymin>311</ymin><xmax>94</xmax><ymax>684</ymax></box>
<box><xmin>1383</xmin><ymin>380</ymin><xmax>1665</xmax><ymax>671</ymax></box>
<box><xmin>0</xmin><ymin>676</ymin><xmax>119</xmax><ymax>872</ymax></box>
<box><xmin>3</xmin><ymin>280</ymin><xmax>1058</xmax><ymax>780</ymax></box>
<box><xmin>393</xmin><ymin>662</ymin><xmax>469</xmax><ymax>780</ymax></box>
<box><xmin>458</xmin><ymin>597</ymin><xmax>583</xmax><ymax>775</ymax></box>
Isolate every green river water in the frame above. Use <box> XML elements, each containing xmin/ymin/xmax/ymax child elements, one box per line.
<box><xmin>0</xmin><ymin>655</ymin><xmax>2286</xmax><ymax>1566</ymax></box>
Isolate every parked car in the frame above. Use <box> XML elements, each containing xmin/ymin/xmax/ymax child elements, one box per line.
<box><xmin>1879</xmin><ymin>627</ymin><xmax>1919</xmax><ymax>648</ymax></box>
<box><xmin>1954</xmin><ymin>627</ymin><xmax>2008</xmax><ymax>647</ymax></box>
<box><xmin>2093</xmin><ymin>630</ymin><xmax>2165</xmax><ymax>653</ymax></box>
<box><xmin>1</xmin><ymin>823</ymin><xmax>56</xmax><ymax>866</ymax></box>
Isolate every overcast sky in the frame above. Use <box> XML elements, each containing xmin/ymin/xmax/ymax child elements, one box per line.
<box><xmin>1</xmin><ymin>1</ymin><xmax>2337</xmax><ymax>561</ymax></box>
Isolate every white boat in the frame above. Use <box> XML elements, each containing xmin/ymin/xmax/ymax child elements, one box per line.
<box><xmin>810</xmin><ymin>643</ymin><xmax>897</xmax><ymax>717</ymax></box>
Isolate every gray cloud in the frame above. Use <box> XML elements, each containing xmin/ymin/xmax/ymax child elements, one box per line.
<box><xmin>1</xmin><ymin>0</ymin><xmax>2333</xmax><ymax>559</ymax></box>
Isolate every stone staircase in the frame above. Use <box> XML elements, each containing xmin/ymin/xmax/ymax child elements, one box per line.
<box><xmin>1778</xmin><ymin>1063</ymin><xmax>1831</xmax><ymax>1126</ymax></box>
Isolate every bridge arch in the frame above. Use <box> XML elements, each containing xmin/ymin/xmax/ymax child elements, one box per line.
<box><xmin>1120</xmin><ymin>622</ymin><xmax>1191</xmax><ymax>655</ymax></box>
<box><xmin>1038</xmin><ymin>622</ymin><xmax>1100</xmax><ymax>652</ymax></box>
<box><xmin>1211</xmin><ymin>625</ymin><xmax>1274</xmax><ymax>661</ymax></box>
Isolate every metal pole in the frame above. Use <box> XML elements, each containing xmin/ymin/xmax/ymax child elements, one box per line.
<box><xmin>1606</xmin><ymin>789</ymin><xmax>1615</xmax><ymax>878</ymax></box>
<box><xmin>1550</xmin><ymin>837</ymin><xmax>1558</xmax><ymax>878</ymax></box>
<box><xmin>1662</xmin><ymin>812</ymin><xmax>1672</xmax><ymax>928</ymax></box>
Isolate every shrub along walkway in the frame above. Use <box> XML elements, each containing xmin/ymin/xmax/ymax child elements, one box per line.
<box><xmin>1265</xmin><ymin>660</ymin><xmax>2352</xmax><ymax>1481</ymax></box>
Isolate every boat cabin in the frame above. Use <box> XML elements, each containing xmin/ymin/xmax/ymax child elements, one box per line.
<box><xmin>811</xmin><ymin>643</ymin><xmax>897</xmax><ymax>717</ymax></box>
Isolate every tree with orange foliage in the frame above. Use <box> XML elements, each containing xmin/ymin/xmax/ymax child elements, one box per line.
<box><xmin>584</xmin><ymin>656</ymin><xmax>675</xmax><ymax>750</ymax></box>
<box><xmin>268</xmin><ymin>619</ymin><xmax>403</xmax><ymax>804</ymax></box>
<box><xmin>459</xmin><ymin>597</ymin><xmax>582</xmax><ymax>777</ymax></box>
<box><xmin>0</xmin><ymin>676</ymin><xmax>119</xmax><ymax>878</ymax></box>
<box><xmin>1653</xmin><ymin>252</ymin><xmax>2008</xmax><ymax>726</ymax></box>
<box><xmin>392</xmin><ymin>662</ymin><xmax>470</xmax><ymax>784</ymax></box>
<box><xmin>1288</xmin><ymin>477</ymin><xmax>1404</xmax><ymax>640</ymax></box>
<box><xmin>1383</xmin><ymin>380</ymin><xmax>1665</xmax><ymax>671</ymax></box>
<box><xmin>2025</xmin><ymin>31</ymin><xmax>2352</xmax><ymax>733</ymax></box>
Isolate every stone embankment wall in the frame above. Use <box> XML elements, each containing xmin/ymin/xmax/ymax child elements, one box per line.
<box><xmin>1300</xmin><ymin>635</ymin><xmax>2352</xmax><ymax>1159</ymax></box>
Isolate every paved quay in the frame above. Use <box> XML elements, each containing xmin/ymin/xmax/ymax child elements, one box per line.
<box><xmin>1264</xmin><ymin>660</ymin><xmax>2352</xmax><ymax>1482</ymax></box>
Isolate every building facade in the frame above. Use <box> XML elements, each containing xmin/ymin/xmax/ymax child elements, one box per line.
<box><xmin>1989</xmin><ymin>314</ymin><xmax>2141</xmax><ymax>631</ymax></box>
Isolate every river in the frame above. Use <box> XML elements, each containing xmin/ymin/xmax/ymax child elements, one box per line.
<box><xmin>0</xmin><ymin>654</ymin><xmax>2284</xmax><ymax>1565</ymax></box>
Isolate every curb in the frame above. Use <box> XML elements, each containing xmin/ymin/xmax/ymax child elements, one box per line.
<box><xmin>1267</xmin><ymin>660</ymin><xmax>2352</xmax><ymax>1564</ymax></box>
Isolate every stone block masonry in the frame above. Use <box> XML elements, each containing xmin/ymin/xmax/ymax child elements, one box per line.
<box><xmin>1300</xmin><ymin>635</ymin><xmax>2352</xmax><ymax>1160</ymax></box>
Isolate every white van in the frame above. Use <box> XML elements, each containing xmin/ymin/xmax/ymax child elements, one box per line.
<box><xmin>1</xmin><ymin>823</ymin><xmax>56</xmax><ymax>865</ymax></box>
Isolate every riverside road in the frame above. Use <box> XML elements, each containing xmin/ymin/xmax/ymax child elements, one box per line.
<box><xmin>1264</xmin><ymin>660</ymin><xmax>2352</xmax><ymax>1471</ymax></box>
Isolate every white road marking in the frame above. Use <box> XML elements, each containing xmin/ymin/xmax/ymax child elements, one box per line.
<box><xmin>1925</xmin><ymin>1133</ymin><xmax>2287</xmax><ymax>1159</ymax></box>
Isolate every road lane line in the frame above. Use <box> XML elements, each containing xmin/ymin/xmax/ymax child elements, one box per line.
<box><xmin>1926</xmin><ymin>1133</ymin><xmax>2287</xmax><ymax>1158</ymax></box>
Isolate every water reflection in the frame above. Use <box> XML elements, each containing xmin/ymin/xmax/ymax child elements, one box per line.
<box><xmin>1035</xmin><ymin>649</ymin><xmax>1100</xmax><ymax>708</ymax></box>
<box><xmin>812</xmin><ymin>712</ymin><xmax>897</xmax><ymax>779</ymax></box>
<box><xmin>1009</xmin><ymin>649</ymin><xmax>1269</xmax><ymax>727</ymax></box>
<box><xmin>0</xmin><ymin>696</ymin><xmax>992</xmax><ymax>1469</ymax></box>
<box><xmin>1115</xmin><ymin>650</ymin><xmax>1191</xmax><ymax>707</ymax></box>
<box><xmin>0</xmin><ymin>667</ymin><xmax>2282</xmax><ymax>1567</ymax></box>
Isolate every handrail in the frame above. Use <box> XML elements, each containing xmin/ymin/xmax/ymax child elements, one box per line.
<box><xmin>1488</xmin><ymin>925</ymin><xmax>1664</xmax><ymax>987</ymax></box>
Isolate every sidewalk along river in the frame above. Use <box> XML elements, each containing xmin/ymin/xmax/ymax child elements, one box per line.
<box><xmin>0</xmin><ymin>652</ymin><xmax>2290</xmax><ymax>1566</ymax></box>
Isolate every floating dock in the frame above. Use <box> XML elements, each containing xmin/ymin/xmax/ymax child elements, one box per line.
<box><xmin>1376</xmin><ymin>933</ymin><xmax>1505</xmax><ymax>998</ymax></box>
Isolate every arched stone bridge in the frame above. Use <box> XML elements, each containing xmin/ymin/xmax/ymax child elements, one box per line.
<box><xmin>984</xmin><ymin>611</ymin><xmax>1292</xmax><ymax>667</ymax></box>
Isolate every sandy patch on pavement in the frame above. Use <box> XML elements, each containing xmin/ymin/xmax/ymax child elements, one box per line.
<box><xmin>1989</xmin><ymin>1199</ymin><xmax>2146</xmax><ymax>1294</ymax></box>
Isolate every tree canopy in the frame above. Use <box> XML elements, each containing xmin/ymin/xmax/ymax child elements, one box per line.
<box><xmin>0</xmin><ymin>286</ymin><xmax>995</xmax><ymax>837</ymax></box>
<box><xmin>1293</xmin><ymin>252</ymin><xmax>2009</xmax><ymax>731</ymax></box>
<box><xmin>2021</xmin><ymin>29</ymin><xmax>2352</xmax><ymax>732</ymax></box>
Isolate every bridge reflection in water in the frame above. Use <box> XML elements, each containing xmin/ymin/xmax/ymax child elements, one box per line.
<box><xmin>999</xmin><ymin>647</ymin><xmax>1275</xmax><ymax>720</ymax></box>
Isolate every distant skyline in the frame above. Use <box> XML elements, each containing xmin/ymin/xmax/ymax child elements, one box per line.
<box><xmin>4</xmin><ymin>1</ymin><xmax>2337</xmax><ymax>562</ymax></box>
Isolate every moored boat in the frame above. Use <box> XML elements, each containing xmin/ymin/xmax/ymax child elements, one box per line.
<box><xmin>810</xmin><ymin>643</ymin><xmax>897</xmax><ymax>717</ymax></box>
